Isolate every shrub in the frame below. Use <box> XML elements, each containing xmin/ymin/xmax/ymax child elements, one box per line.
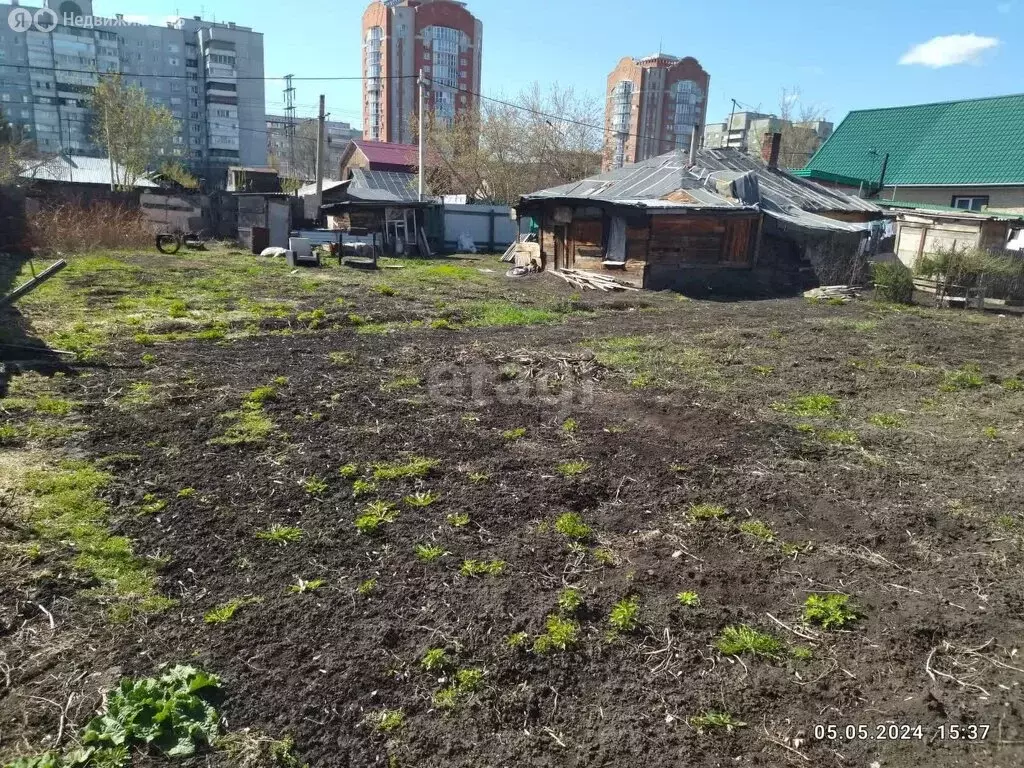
<box><xmin>532</xmin><ymin>614</ymin><xmax>580</xmax><ymax>653</ymax></box>
<box><xmin>872</xmin><ymin>260</ymin><xmax>914</xmax><ymax>304</ymax></box>
<box><xmin>557</xmin><ymin>587</ymin><xmax>584</xmax><ymax>614</ymax></box>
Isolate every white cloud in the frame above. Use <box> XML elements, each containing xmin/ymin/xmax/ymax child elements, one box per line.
<box><xmin>899</xmin><ymin>34</ymin><xmax>1000</xmax><ymax>67</ymax></box>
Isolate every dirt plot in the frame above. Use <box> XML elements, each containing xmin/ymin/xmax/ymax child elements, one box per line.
<box><xmin>2</xmin><ymin>250</ymin><xmax>1024</xmax><ymax>768</ymax></box>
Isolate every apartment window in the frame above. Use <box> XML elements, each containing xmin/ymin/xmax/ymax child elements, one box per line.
<box><xmin>169</xmin><ymin>57</ymin><xmax>180</xmax><ymax>66</ymax></box>
<box><xmin>670</xmin><ymin>79</ymin><xmax>704</xmax><ymax>150</ymax></box>
<box><xmin>168</xmin><ymin>44</ymin><xmax>180</xmax><ymax>53</ymax></box>
<box><xmin>0</xmin><ymin>94</ymin><xmax>9</xmax><ymax>103</ymax></box>
<box><xmin>424</xmin><ymin>26</ymin><xmax>465</xmax><ymax>90</ymax></box>
<box><xmin>952</xmin><ymin>195</ymin><xmax>990</xmax><ymax>211</ymax></box>
<box><xmin>190</xmin><ymin>111</ymin><xmax>200</xmax><ymax>119</ymax></box>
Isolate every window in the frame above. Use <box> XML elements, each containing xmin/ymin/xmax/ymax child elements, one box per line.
<box><xmin>670</xmin><ymin>79</ymin><xmax>704</xmax><ymax>149</ymax></box>
<box><xmin>952</xmin><ymin>195</ymin><xmax>990</xmax><ymax>211</ymax></box>
<box><xmin>168</xmin><ymin>57</ymin><xmax>180</xmax><ymax>66</ymax></box>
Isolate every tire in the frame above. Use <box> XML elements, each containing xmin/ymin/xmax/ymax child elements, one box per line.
<box><xmin>156</xmin><ymin>233</ymin><xmax>182</xmax><ymax>255</ymax></box>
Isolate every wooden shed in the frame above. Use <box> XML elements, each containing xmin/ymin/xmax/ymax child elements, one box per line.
<box><xmin>882</xmin><ymin>202</ymin><xmax>1022</xmax><ymax>269</ymax></box>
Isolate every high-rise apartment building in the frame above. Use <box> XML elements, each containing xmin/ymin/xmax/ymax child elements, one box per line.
<box><xmin>603</xmin><ymin>54</ymin><xmax>710</xmax><ymax>171</ymax></box>
<box><xmin>0</xmin><ymin>0</ymin><xmax>266</xmax><ymax>176</ymax></box>
<box><xmin>361</xmin><ymin>0</ymin><xmax>482</xmax><ymax>144</ymax></box>
<box><xmin>703</xmin><ymin>112</ymin><xmax>833</xmax><ymax>169</ymax></box>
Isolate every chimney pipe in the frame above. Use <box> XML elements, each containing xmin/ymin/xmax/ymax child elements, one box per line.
<box><xmin>688</xmin><ymin>127</ymin><xmax>699</xmax><ymax>166</ymax></box>
<box><xmin>762</xmin><ymin>132</ymin><xmax>782</xmax><ymax>169</ymax></box>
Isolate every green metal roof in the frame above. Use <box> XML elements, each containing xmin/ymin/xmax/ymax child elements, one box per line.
<box><xmin>805</xmin><ymin>93</ymin><xmax>1024</xmax><ymax>187</ymax></box>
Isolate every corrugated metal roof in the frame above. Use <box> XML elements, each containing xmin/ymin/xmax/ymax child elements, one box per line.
<box><xmin>19</xmin><ymin>155</ymin><xmax>159</xmax><ymax>188</ymax></box>
<box><xmin>352</xmin><ymin>140</ymin><xmax>419</xmax><ymax>168</ymax></box>
<box><xmin>348</xmin><ymin>168</ymin><xmax>425</xmax><ymax>203</ymax></box>
<box><xmin>297</xmin><ymin>179</ymin><xmax>347</xmax><ymax>197</ymax></box>
<box><xmin>521</xmin><ymin>153</ymin><xmax>749</xmax><ymax>211</ymax></box>
<box><xmin>804</xmin><ymin>93</ymin><xmax>1024</xmax><ymax>186</ymax></box>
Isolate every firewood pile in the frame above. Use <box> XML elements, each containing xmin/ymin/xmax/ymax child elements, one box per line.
<box><xmin>551</xmin><ymin>269</ymin><xmax>639</xmax><ymax>292</ymax></box>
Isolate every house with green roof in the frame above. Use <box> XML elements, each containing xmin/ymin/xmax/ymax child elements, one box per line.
<box><xmin>794</xmin><ymin>93</ymin><xmax>1024</xmax><ymax>214</ymax></box>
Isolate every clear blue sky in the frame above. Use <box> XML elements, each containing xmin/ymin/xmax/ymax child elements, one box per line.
<box><xmin>94</xmin><ymin>0</ymin><xmax>1019</xmax><ymax>129</ymax></box>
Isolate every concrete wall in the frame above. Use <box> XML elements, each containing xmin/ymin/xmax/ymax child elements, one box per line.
<box><xmin>881</xmin><ymin>186</ymin><xmax>1024</xmax><ymax>214</ymax></box>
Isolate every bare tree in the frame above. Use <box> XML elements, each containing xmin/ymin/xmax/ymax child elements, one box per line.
<box><xmin>424</xmin><ymin>83</ymin><xmax>602</xmax><ymax>205</ymax></box>
<box><xmin>776</xmin><ymin>86</ymin><xmax>830</xmax><ymax>169</ymax></box>
<box><xmin>91</xmin><ymin>74</ymin><xmax>175</xmax><ymax>190</ymax></box>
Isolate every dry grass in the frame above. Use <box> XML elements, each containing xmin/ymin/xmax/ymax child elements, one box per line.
<box><xmin>26</xmin><ymin>201</ymin><xmax>153</xmax><ymax>252</ymax></box>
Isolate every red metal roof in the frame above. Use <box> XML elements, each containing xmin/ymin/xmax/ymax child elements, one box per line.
<box><xmin>352</xmin><ymin>140</ymin><xmax>419</xmax><ymax>169</ymax></box>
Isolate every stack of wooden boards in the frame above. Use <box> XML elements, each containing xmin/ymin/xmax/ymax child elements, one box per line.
<box><xmin>551</xmin><ymin>269</ymin><xmax>639</xmax><ymax>292</ymax></box>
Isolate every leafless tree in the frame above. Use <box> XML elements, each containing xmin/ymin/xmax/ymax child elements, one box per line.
<box><xmin>423</xmin><ymin>83</ymin><xmax>602</xmax><ymax>204</ymax></box>
<box><xmin>775</xmin><ymin>86</ymin><xmax>830</xmax><ymax>169</ymax></box>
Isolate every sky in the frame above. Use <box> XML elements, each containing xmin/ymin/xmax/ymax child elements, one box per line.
<box><xmin>91</xmin><ymin>0</ymin><xmax>1022</xmax><ymax>130</ymax></box>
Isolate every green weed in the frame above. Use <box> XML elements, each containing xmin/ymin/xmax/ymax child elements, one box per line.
<box><xmin>288</xmin><ymin>578</ymin><xmax>325</xmax><ymax>594</ymax></box>
<box><xmin>562</xmin><ymin>418</ymin><xmax>579</xmax><ymax>433</ymax></box>
<box><xmin>413</xmin><ymin>543</ymin><xmax>447</xmax><ymax>563</ymax></box>
<box><xmin>338</xmin><ymin>463</ymin><xmax>359</xmax><ymax>478</ymax></box>
<box><xmin>502</xmin><ymin>427</ymin><xmax>527</xmax><ymax>440</ymax></box>
<box><xmin>210</xmin><ymin>408</ymin><xmax>274</xmax><ymax>445</ymax></box>
<box><xmin>772</xmin><ymin>393</ymin><xmax>838</xmax><ymax>417</ymax></box>
<box><xmin>690</xmin><ymin>711</ymin><xmax>745</xmax><ymax>732</ymax></box>
<box><xmin>554</xmin><ymin>512</ymin><xmax>591</xmax><ymax>540</ymax></box>
<box><xmin>446</xmin><ymin>512</ymin><xmax>470</xmax><ymax>528</ymax></box>
<box><xmin>609</xmin><ymin>597</ymin><xmax>640</xmax><ymax>633</ymax></box>
<box><xmin>421</xmin><ymin>648</ymin><xmax>449</xmax><ymax>672</ymax></box>
<box><xmin>802</xmin><ymin>593</ymin><xmax>860</xmax><ymax>630</ymax></box>
<box><xmin>404</xmin><ymin>490</ymin><xmax>440</xmax><ymax>507</ymax></box>
<box><xmin>940</xmin><ymin>365</ymin><xmax>984</xmax><ymax>392</ymax></box>
<box><xmin>460</xmin><ymin>559</ymin><xmax>506</xmax><ymax>577</ymax></box>
<box><xmin>1003</xmin><ymin>378</ymin><xmax>1024</xmax><ymax>391</ymax></box>
<box><xmin>380</xmin><ymin>375</ymin><xmax>421</xmax><ymax>392</ymax></box>
<box><xmin>357</xmin><ymin>578</ymin><xmax>378</xmax><ymax>596</ymax></box>
<box><xmin>255</xmin><ymin>524</ymin><xmax>303</xmax><ymax>545</ymax></box>
<box><xmin>752</xmin><ymin>365</ymin><xmax>774</xmax><ymax>377</ymax></box>
<box><xmin>468</xmin><ymin>472</ymin><xmax>490</xmax><ymax>484</ymax></box>
<box><xmin>556</xmin><ymin>459</ymin><xmax>590</xmax><ymax>477</ymax></box>
<box><xmin>432</xmin><ymin>668</ymin><xmax>485</xmax><ymax>709</ymax></box>
<box><xmin>205</xmin><ymin>596</ymin><xmax>262</xmax><ymax>624</ymax></box>
<box><xmin>676</xmin><ymin>591</ymin><xmax>700</xmax><ymax>607</ymax></box>
<box><xmin>868</xmin><ymin>413</ymin><xmax>906</xmax><ymax>429</ymax></box>
<box><xmin>982</xmin><ymin>426</ymin><xmax>999</xmax><ymax>439</ymax></box>
<box><xmin>244</xmin><ymin>385</ymin><xmax>278</xmax><ymax>407</ymax></box>
<box><xmin>355</xmin><ymin>501</ymin><xmax>399</xmax><ymax>534</ymax></box>
<box><xmin>506</xmin><ymin>632</ymin><xmax>530</xmax><ymax>650</ymax></box>
<box><xmin>368</xmin><ymin>709</ymin><xmax>404</xmax><ymax>732</ymax></box>
<box><xmin>374</xmin><ymin>284</ymin><xmax>398</xmax><ymax>297</ymax></box>
<box><xmin>557</xmin><ymin>587</ymin><xmax>584</xmax><ymax>614</ymax></box>
<box><xmin>373</xmin><ymin>456</ymin><xmax>438</xmax><ymax>480</ymax></box>
<box><xmin>592</xmin><ymin>547</ymin><xmax>616</xmax><ymax>566</ymax></box>
<box><xmin>822</xmin><ymin>429</ymin><xmax>859</xmax><ymax>445</ymax></box>
<box><xmin>715</xmin><ymin>625</ymin><xmax>782</xmax><ymax>658</ymax></box>
<box><xmin>739</xmin><ymin>520</ymin><xmax>775</xmax><ymax>542</ymax></box>
<box><xmin>464</xmin><ymin>301</ymin><xmax>562</xmax><ymax>328</ymax></box>
<box><xmin>352</xmin><ymin>479</ymin><xmax>378</xmax><ymax>497</ymax></box>
<box><xmin>791</xmin><ymin>646</ymin><xmax>814</xmax><ymax>660</ymax></box>
<box><xmin>328</xmin><ymin>351</ymin><xmax>354</xmax><ymax>366</ymax></box>
<box><xmin>140</xmin><ymin>493</ymin><xmax>167</xmax><ymax>515</ymax></box>
<box><xmin>690</xmin><ymin>503</ymin><xmax>728</xmax><ymax>521</ymax></box>
<box><xmin>532</xmin><ymin>614</ymin><xmax>581</xmax><ymax>654</ymax></box>
<box><xmin>302</xmin><ymin>476</ymin><xmax>329</xmax><ymax>496</ymax></box>
<box><xmin>176</xmin><ymin>487</ymin><xmax>196</xmax><ymax>498</ymax></box>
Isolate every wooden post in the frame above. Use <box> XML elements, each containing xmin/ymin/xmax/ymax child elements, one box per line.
<box><xmin>488</xmin><ymin>208</ymin><xmax>495</xmax><ymax>253</ymax></box>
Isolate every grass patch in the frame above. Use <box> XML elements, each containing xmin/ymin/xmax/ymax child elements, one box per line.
<box><xmin>352</xmin><ymin>479</ymin><xmax>378</xmax><ymax>497</ymax></box>
<box><xmin>868</xmin><ymin>413</ymin><xmax>906</xmax><ymax>429</ymax></box>
<box><xmin>338</xmin><ymin>463</ymin><xmax>359</xmax><ymax>478</ymax></box>
<box><xmin>506</xmin><ymin>632</ymin><xmax>530</xmax><ymax>650</ymax></box>
<box><xmin>460</xmin><ymin>559</ymin><xmax>506</xmax><ymax>577</ymax></box>
<box><xmin>689</xmin><ymin>503</ymin><xmax>728</xmax><ymax>521</ymax></box>
<box><xmin>557</xmin><ymin>587</ymin><xmax>584</xmax><ymax>614</ymax></box>
<box><xmin>554</xmin><ymin>512</ymin><xmax>591</xmax><ymax>540</ymax></box>
<box><xmin>715</xmin><ymin>625</ymin><xmax>782</xmax><ymax>658</ymax></box>
<box><xmin>446</xmin><ymin>512</ymin><xmax>470</xmax><ymax>528</ymax></box>
<box><xmin>562</xmin><ymin>418</ymin><xmax>579</xmax><ymax>433</ymax></box>
<box><xmin>752</xmin><ymin>365</ymin><xmax>774</xmax><ymax>377</ymax></box>
<box><xmin>302</xmin><ymin>476</ymin><xmax>329</xmax><ymax>496</ymax></box>
<box><xmin>367</xmin><ymin>709</ymin><xmax>404</xmax><ymax>732</ymax></box>
<box><xmin>355</xmin><ymin>501</ymin><xmax>399</xmax><ymax>534</ymax></box>
<box><xmin>609</xmin><ymin>597</ymin><xmax>641</xmax><ymax>633</ymax></box>
<box><xmin>802</xmin><ymin>593</ymin><xmax>860</xmax><ymax>630</ymax></box>
<box><xmin>464</xmin><ymin>301</ymin><xmax>562</xmax><ymax>328</ymax></box>
<box><xmin>502</xmin><ymin>427</ymin><xmax>527</xmax><ymax>441</ymax></box>
<box><xmin>373</xmin><ymin>456</ymin><xmax>438</xmax><ymax>480</ymax></box>
<box><xmin>556</xmin><ymin>459</ymin><xmax>590</xmax><ymax>477</ymax></box>
<box><xmin>204</xmin><ymin>596</ymin><xmax>263</xmax><ymax>624</ymax></box>
<box><xmin>738</xmin><ymin>520</ymin><xmax>776</xmax><ymax>542</ymax></box>
<box><xmin>690</xmin><ymin>711</ymin><xmax>745</xmax><ymax>732</ymax></box>
<box><xmin>940</xmin><ymin>364</ymin><xmax>984</xmax><ymax>392</ymax></box>
<box><xmin>23</xmin><ymin>461</ymin><xmax>173</xmax><ymax>615</ymax></box>
<box><xmin>532</xmin><ymin>614</ymin><xmax>580</xmax><ymax>654</ymax></box>
<box><xmin>421</xmin><ymin>648</ymin><xmax>449</xmax><ymax>672</ymax></box>
<box><xmin>592</xmin><ymin>335</ymin><xmax>720</xmax><ymax>390</ymax></box>
<box><xmin>821</xmin><ymin>429</ymin><xmax>859</xmax><ymax>445</ymax></box>
<box><xmin>329</xmin><ymin>351</ymin><xmax>355</xmax><ymax>366</ymax></box>
<box><xmin>772</xmin><ymin>393</ymin><xmax>838</xmax><ymax>417</ymax></box>
<box><xmin>210</xmin><ymin>408</ymin><xmax>274</xmax><ymax>445</ymax></box>
<box><xmin>432</xmin><ymin>668</ymin><xmax>485</xmax><ymax>710</ymax></box>
<box><xmin>254</xmin><ymin>524</ymin><xmax>303</xmax><ymax>545</ymax></box>
<box><xmin>380</xmin><ymin>375</ymin><xmax>422</xmax><ymax>392</ymax></box>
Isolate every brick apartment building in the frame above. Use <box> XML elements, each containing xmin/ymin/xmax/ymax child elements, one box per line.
<box><xmin>361</xmin><ymin>0</ymin><xmax>483</xmax><ymax>144</ymax></box>
<box><xmin>603</xmin><ymin>54</ymin><xmax>710</xmax><ymax>171</ymax></box>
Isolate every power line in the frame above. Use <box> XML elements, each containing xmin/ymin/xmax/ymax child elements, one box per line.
<box><xmin>0</xmin><ymin>64</ymin><xmax>419</xmax><ymax>82</ymax></box>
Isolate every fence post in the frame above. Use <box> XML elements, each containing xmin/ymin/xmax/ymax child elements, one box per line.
<box><xmin>488</xmin><ymin>208</ymin><xmax>495</xmax><ymax>253</ymax></box>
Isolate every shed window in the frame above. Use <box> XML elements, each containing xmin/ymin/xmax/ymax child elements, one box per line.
<box><xmin>952</xmin><ymin>195</ymin><xmax>989</xmax><ymax>211</ymax></box>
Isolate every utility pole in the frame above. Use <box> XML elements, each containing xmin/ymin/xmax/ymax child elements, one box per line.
<box><xmin>314</xmin><ymin>94</ymin><xmax>326</xmax><ymax>216</ymax></box>
<box><xmin>418</xmin><ymin>68</ymin><xmax>425</xmax><ymax>201</ymax></box>
<box><xmin>105</xmin><ymin>111</ymin><xmax>115</xmax><ymax>191</ymax></box>
<box><xmin>283</xmin><ymin>74</ymin><xmax>296</xmax><ymax>175</ymax></box>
